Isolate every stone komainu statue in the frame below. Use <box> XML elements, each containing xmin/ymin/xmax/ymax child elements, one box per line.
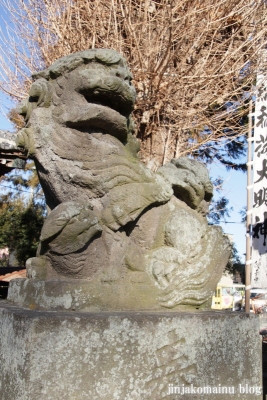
<box><xmin>13</xmin><ymin>49</ymin><xmax>230</xmax><ymax>311</ymax></box>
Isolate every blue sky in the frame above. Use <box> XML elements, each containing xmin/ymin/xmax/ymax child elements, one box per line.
<box><xmin>0</xmin><ymin>98</ymin><xmax>14</xmax><ymax>130</ymax></box>
<box><xmin>209</xmin><ymin>162</ymin><xmax>247</xmax><ymax>262</ymax></box>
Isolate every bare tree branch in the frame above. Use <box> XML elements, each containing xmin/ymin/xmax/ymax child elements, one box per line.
<box><xmin>0</xmin><ymin>0</ymin><xmax>266</xmax><ymax>164</ymax></box>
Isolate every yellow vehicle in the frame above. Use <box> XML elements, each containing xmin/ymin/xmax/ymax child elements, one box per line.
<box><xmin>211</xmin><ymin>284</ymin><xmax>245</xmax><ymax>311</ymax></box>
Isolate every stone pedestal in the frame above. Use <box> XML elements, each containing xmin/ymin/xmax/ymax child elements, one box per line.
<box><xmin>0</xmin><ymin>301</ymin><xmax>262</xmax><ymax>400</ymax></box>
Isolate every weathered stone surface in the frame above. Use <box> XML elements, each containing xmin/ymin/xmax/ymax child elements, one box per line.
<box><xmin>0</xmin><ymin>130</ymin><xmax>18</xmax><ymax>150</ymax></box>
<box><xmin>0</xmin><ymin>130</ymin><xmax>26</xmax><ymax>175</ymax></box>
<box><xmin>13</xmin><ymin>48</ymin><xmax>231</xmax><ymax>310</ymax></box>
<box><xmin>0</xmin><ymin>302</ymin><xmax>262</xmax><ymax>400</ymax></box>
<box><xmin>9</xmin><ymin>196</ymin><xmax>229</xmax><ymax>311</ymax></box>
<box><xmin>158</xmin><ymin>157</ymin><xmax>213</xmax><ymax>212</ymax></box>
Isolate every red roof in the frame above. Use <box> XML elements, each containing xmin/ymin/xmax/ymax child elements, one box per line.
<box><xmin>0</xmin><ymin>269</ymin><xmax>26</xmax><ymax>282</ymax></box>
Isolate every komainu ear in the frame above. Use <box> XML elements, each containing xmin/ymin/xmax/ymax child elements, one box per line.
<box><xmin>16</xmin><ymin>127</ymin><xmax>35</xmax><ymax>156</ymax></box>
<box><xmin>17</xmin><ymin>78</ymin><xmax>52</xmax><ymax>122</ymax></box>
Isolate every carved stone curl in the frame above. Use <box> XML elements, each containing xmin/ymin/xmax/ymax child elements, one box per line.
<box><xmin>13</xmin><ymin>49</ymin><xmax>230</xmax><ymax>311</ymax></box>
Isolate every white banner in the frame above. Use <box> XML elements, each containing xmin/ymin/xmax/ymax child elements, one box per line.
<box><xmin>251</xmin><ymin>71</ymin><xmax>267</xmax><ymax>287</ymax></box>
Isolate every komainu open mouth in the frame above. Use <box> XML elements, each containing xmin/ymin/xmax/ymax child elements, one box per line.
<box><xmin>65</xmin><ymin>102</ymin><xmax>130</xmax><ymax>142</ymax></box>
<box><xmin>81</xmin><ymin>88</ymin><xmax>134</xmax><ymax>118</ymax></box>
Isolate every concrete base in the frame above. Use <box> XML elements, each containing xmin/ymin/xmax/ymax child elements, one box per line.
<box><xmin>0</xmin><ymin>301</ymin><xmax>262</xmax><ymax>400</ymax></box>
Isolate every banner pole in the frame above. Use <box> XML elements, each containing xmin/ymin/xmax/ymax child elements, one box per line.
<box><xmin>245</xmin><ymin>100</ymin><xmax>253</xmax><ymax>313</ymax></box>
